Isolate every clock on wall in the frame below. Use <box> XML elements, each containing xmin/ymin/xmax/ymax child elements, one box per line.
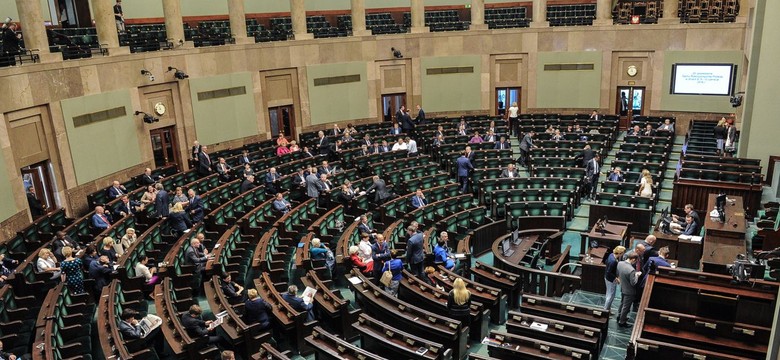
<box><xmin>627</xmin><ymin>65</ymin><xmax>638</xmax><ymax>77</ymax></box>
<box><xmin>153</xmin><ymin>102</ymin><xmax>166</xmax><ymax>116</ymax></box>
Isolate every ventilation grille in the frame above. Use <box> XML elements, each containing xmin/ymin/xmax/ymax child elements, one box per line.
<box><xmin>73</xmin><ymin>107</ymin><xmax>127</xmax><ymax>127</ymax></box>
<box><xmin>197</xmin><ymin>86</ymin><xmax>247</xmax><ymax>101</ymax></box>
<box><xmin>426</xmin><ymin>66</ymin><xmax>474</xmax><ymax>75</ymax></box>
<box><xmin>313</xmin><ymin>74</ymin><xmax>361</xmax><ymax>86</ymax></box>
<box><xmin>543</xmin><ymin>64</ymin><xmax>595</xmax><ymax>71</ymax></box>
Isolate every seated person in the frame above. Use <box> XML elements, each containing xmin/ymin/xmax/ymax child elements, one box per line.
<box><xmin>642</xmin><ymin>124</ymin><xmax>655</xmax><ymax>136</ymax></box>
<box><xmin>501</xmin><ymin>164</ymin><xmax>518</xmax><ymax>178</ymax></box>
<box><xmin>658</xmin><ymin>119</ymin><xmax>674</xmax><ymax>133</ymax></box>
<box><xmin>243</xmin><ymin>289</ymin><xmax>272</xmax><ymax>331</ymax></box>
<box><xmin>627</xmin><ymin>125</ymin><xmax>642</xmax><ymax>136</ymax></box>
<box><xmin>410</xmin><ymin>189</ymin><xmax>426</xmax><ymax>209</ymax></box>
<box><xmin>670</xmin><ymin>215</ymin><xmax>697</xmax><ymax>235</ymax></box>
<box><xmin>134</xmin><ymin>255</ymin><xmax>159</xmax><ymax>288</ymax></box>
<box><xmin>181</xmin><ymin>305</ymin><xmax>220</xmax><ymax>345</ymax></box>
<box><xmin>608</xmin><ymin>167</ymin><xmax>624</xmax><ymax>182</ymax></box>
<box><xmin>348</xmin><ymin>245</ymin><xmax>373</xmax><ymax>275</ymax></box>
<box><xmin>185</xmin><ymin>237</ymin><xmax>209</xmax><ymax>274</ymax></box>
<box><xmin>0</xmin><ymin>254</ymin><xmax>17</xmax><ymax>287</ymax></box>
<box><xmin>309</xmin><ymin>238</ymin><xmax>329</xmax><ymax>260</ymax></box>
<box><xmin>219</xmin><ymin>273</ymin><xmax>245</xmax><ymax>304</ymax></box>
<box><xmin>36</xmin><ymin>248</ymin><xmax>61</xmax><ymax>281</ymax></box>
<box><xmin>671</xmin><ymin>204</ymin><xmax>700</xmax><ymax>233</ymax></box>
<box><xmin>241</xmin><ymin>174</ymin><xmax>256</xmax><ymax>193</ymax></box>
<box><xmin>469</xmin><ymin>131</ymin><xmax>484</xmax><ymax>143</ymax></box>
<box><xmin>168</xmin><ymin>203</ymin><xmax>192</xmax><ymax>237</ymax></box>
<box><xmin>272</xmin><ymin>193</ymin><xmax>291</xmax><ymax>214</ymax></box>
<box><xmin>91</xmin><ymin>205</ymin><xmax>112</xmax><ymax>230</ymax></box>
<box><xmin>644</xmin><ymin>246</ymin><xmax>671</xmax><ymax>275</ymax></box>
<box><xmin>100</xmin><ymin>236</ymin><xmax>120</xmax><ymax>261</ymax></box>
<box><xmin>433</xmin><ymin>232</ymin><xmax>457</xmax><ymax>271</ymax></box>
<box><xmin>114</xmin><ymin>195</ymin><xmax>141</xmax><ymax>218</ymax></box>
<box><xmin>52</xmin><ymin>231</ymin><xmax>82</xmax><ymax>261</ymax></box>
<box><xmin>281</xmin><ymin>285</ymin><xmax>315</xmax><ymax>322</ymax></box>
<box><xmin>357</xmin><ymin>215</ymin><xmax>376</xmax><ymax>238</ymax></box>
<box><xmin>119</xmin><ymin>308</ymin><xmax>164</xmax><ymax>353</ymax></box>
<box><xmin>551</xmin><ymin>129</ymin><xmax>563</xmax><ymax>141</ymax></box>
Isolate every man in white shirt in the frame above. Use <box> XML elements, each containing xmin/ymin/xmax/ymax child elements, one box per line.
<box><xmin>406</xmin><ymin>137</ymin><xmax>418</xmax><ymax>156</ymax></box>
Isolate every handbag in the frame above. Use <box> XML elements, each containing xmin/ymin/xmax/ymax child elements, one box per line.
<box><xmin>380</xmin><ymin>263</ymin><xmax>393</xmax><ymax>287</ymax></box>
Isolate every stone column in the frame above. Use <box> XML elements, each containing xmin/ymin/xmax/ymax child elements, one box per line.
<box><xmin>90</xmin><ymin>0</ymin><xmax>128</xmax><ymax>54</ymax></box>
<box><xmin>410</xmin><ymin>0</ymin><xmax>428</xmax><ymax>33</ymax></box>
<box><xmin>470</xmin><ymin>0</ymin><xmax>487</xmax><ymax>30</ymax></box>
<box><xmin>350</xmin><ymin>0</ymin><xmax>371</xmax><ymax>36</ymax></box>
<box><xmin>530</xmin><ymin>0</ymin><xmax>549</xmax><ymax>28</ymax></box>
<box><xmin>289</xmin><ymin>0</ymin><xmax>313</xmax><ymax>40</ymax></box>
<box><xmin>659</xmin><ymin>0</ymin><xmax>679</xmax><ymax>24</ymax></box>
<box><xmin>227</xmin><ymin>0</ymin><xmax>252</xmax><ymax>44</ymax></box>
<box><xmin>593</xmin><ymin>0</ymin><xmax>613</xmax><ymax>26</ymax></box>
<box><xmin>15</xmin><ymin>0</ymin><xmax>58</xmax><ymax>62</ymax></box>
<box><xmin>162</xmin><ymin>0</ymin><xmax>188</xmax><ymax>47</ymax></box>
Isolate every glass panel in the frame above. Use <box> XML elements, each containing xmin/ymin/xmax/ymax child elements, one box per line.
<box><xmin>632</xmin><ymin>89</ymin><xmax>643</xmax><ymax>111</ymax></box>
<box><xmin>619</xmin><ymin>89</ymin><xmax>630</xmax><ymax>116</ymax></box>
<box><xmin>281</xmin><ymin>107</ymin><xmax>292</xmax><ymax>136</ymax></box>
<box><xmin>508</xmin><ymin>89</ymin><xmax>520</xmax><ymax>109</ymax></box>
<box><xmin>151</xmin><ymin>134</ymin><xmax>165</xmax><ymax>167</ymax></box>
<box><xmin>163</xmin><ymin>130</ymin><xmax>176</xmax><ymax>165</ymax></box>
<box><xmin>496</xmin><ymin>89</ymin><xmax>507</xmax><ymax>115</ymax></box>
<box><xmin>268</xmin><ymin>108</ymin><xmax>280</xmax><ymax>136</ymax></box>
<box><xmin>382</xmin><ymin>96</ymin><xmax>392</xmax><ymax>122</ymax></box>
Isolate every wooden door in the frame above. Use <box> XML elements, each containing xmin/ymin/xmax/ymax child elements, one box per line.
<box><xmin>150</xmin><ymin>126</ymin><xmax>180</xmax><ymax>168</ymax></box>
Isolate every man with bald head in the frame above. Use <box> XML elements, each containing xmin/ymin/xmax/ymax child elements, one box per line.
<box><xmin>140</xmin><ymin>167</ymin><xmax>156</xmax><ymax>186</ymax></box>
<box><xmin>638</xmin><ymin>235</ymin><xmax>658</xmax><ymax>264</ymax></box>
<box><xmin>107</xmin><ymin>180</ymin><xmax>126</xmax><ymax>199</ymax></box>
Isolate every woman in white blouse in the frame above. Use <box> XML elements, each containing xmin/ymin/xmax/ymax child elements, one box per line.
<box><xmin>36</xmin><ymin>248</ymin><xmax>61</xmax><ymax>280</ymax></box>
<box><xmin>134</xmin><ymin>255</ymin><xmax>159</xmax><ymax>286</ymax></box>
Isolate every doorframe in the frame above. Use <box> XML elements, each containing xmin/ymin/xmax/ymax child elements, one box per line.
<box><xmin>381</xmin><ymin>93</ymin><xmax>407</xmax><ymax>124</ymax></box>
<box><xmin>137</xmin><ymin>82</ymin><xmax>188</xmax><ymax>171</ymax></box>
<box><xmin>616</xmin><ymin>86</ymin><xmax>646</xmax><ymax>129</ymax></box>
<box><xmin>268</xmin><ymin>105</ymin><xmax>296</xmax><ymax>138</ymax></box>
<box><xmin>21</xmin><ymin>163</ymin><xmax>56</xmax><ymax>213</ymax></box>
<box><xmin>149</xmin><ymin>126</ymin><xmax>181</xmax><ymax>168</ymax></box>
<box><xmin>495</xmin><ymin>87</ymin><xmax>522</xmax><ymax>117</ymax></box>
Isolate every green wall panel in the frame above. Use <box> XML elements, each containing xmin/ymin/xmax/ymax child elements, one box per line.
<box><xmin>420</xmin><ymin>56</ymin><xmax>482</xmax><ymax>113</ymax></box>
<box><xmin>660</xmin><ymin>51</ymin><xmax>743</xmax><ymax>113</ymax></box>
<box><xmin>307</xmin><ymin>62</ymin><xmax>369</xmax><ymax>125</ymax></box>
<box><xmin>60</xmin><ymin>89</ymin><xmax>142</xmax><ymax>185</ymax></box>
<box><xmin>536</xmin><ymin>51</ymin><xmax>602</xmax><ymax>109</ymax></box>
<box><xmin>0</xmin><ymin>149</ymin><xmax>18</xmax><ymax>222</ymax></box>
<box><xmin>189</xmin><ymin>72</ymin><xmax>259</xmax><ymax>145</ymax></box>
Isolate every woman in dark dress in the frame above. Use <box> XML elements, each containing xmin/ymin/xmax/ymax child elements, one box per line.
<box><xmin>447</xmin><ymin>278</ymin><xmax>472</xmax><ymax>334</ymax></box>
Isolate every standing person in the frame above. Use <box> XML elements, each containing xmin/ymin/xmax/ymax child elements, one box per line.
<box><xmin>26</xmin><ymin>187</ymin><xmax>45</xmax><ymax>218</ymax></box>
<box><xmin>366</xmin><ymin>175</ymin><xmax>391</xmax><ymax>205</ymax></box>
<box><xmin>617</xmin><ymin>253</ymin><xmax>641</xmax><ymax>327</ymax></box>
<box><xmin>447</xmin><ymin>278</ymin><xmax>472</xmax><ymax>329</ymax></box>
<box><xmin>197</xmin><ymin>145</ymin><xmax>212</xmax><ymax>177</ymax></box>
<box><xmin>724</xmin><ymin>121</ymin><xmax>737</xmax><ymax>156</ymax></box>
<box><xmin>60</xmin><ymin>247</ymin><xmax>85</xmax><ymax>295</ymax></box>
<box><xmin>114</xmin><ymin>0</ymin><xmax>125</xmax><ymax>33</ymax></box>
<box><xmin>1</xmin><ymin>23</ymin><xmax>22</xmax><ymax>66</ymax></box>
<box><xmin>414</xmin><ymin>105</ymin><xmax>425</xmax><ymax>124</ymax></box>
<box><xmin>186</xmin><ymin>189</ymin><xmax>204</xmax><ymax>223</ymax></box>
<box><xmin>713</xmin><ymin>118</ymin><xmax>727</xmax><ymax>156</ymax></box>
<box><xmin>639</xmin><ymin>174</ymin><xmax>654</xmax><ymax>198</ymax></box>
<box><xmin>243</xmin><ymin>289</ymin><xmax>272</xmax><ymax>331</ymax></box>
<box><xmin>59</xmin><ymin>3</ymin><xmax>70</xmax><ymax>28</ymax></box>
<box><xmin>585</xmin><ymin>154</ymin><xmax>601</xmax><ymax>200</ymax></box>
<box><xmin>507</xmin><ymin>102</ymin><xmax>519</xmax><ymax>137</ymax></box>
<box><xmin>518</xmin><ymin>130</ymin><xmax>536</xmax><ymax>167</ymax></box>
<box><xmin>457</xmin><ymin>152</ymin><xmax>473</xmax><ymax>194</ymax></box>
<box><xmin>406</xmin><ymin>225</ymin><xmax>424</xmax><ymax>278</ymax></box>
<box><xmin>371</xmin><ymin>234</ymin><xmax>391</xmax><ymax>283</ymax></box>
<box><xmin>155</xmin><ymin>183</ymin><xmax>170</xmax><ymax>218</ymax></box>
<box><xmin>191</xmin><ymin>141</ymin><xmax>201</xmax><ymax>166</ymax></box>
<box><xmin>603</xmin><ymin>246</ymin><xmax>625</xmax><ymax>311</ymax></box>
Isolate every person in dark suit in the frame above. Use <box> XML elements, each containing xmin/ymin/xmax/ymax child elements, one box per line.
<box><xmin>306</xmin><ymin>172</ymin><xmax>321</xmax><ymax>200</ymax></box>
<box><xmin>318</xmin><ymin>161</ymin><xmax>335</xmax><ymax>176</ymax></box>
<box><xmin>518</xmin><ymin>131</ymin><xmax>536</xmax><ymax>167</ymax></box>
<box><xmin>589</xmin><ymin>110</ymin><xmax>601</xmax><ymax>121</ymax></box>
<box><xmin>293</xmin><ymin>168</ymin><xmax>308</xmax><ymax>188</ymax></box>
<box><xmin>181</xmin><ymin>305</ymin><xmax>220</xmax><ymax>345</ymax></box>
<box><xmin>395</xmin><ymin>106</ymin><xmax>406</xmax><ymax>124</ymax></box>
<box><xmin>197</xmin><ymin>145</ymin><xmax>213</xmax><ymax>176</ymax></box>
<box><xmin>389</xmin><ymin>123</ymin><xmax>402</xmax><ymax>135</ymax></box>
<box><xmin>243</xmin><ymin>289</ymin><xmax>272</xmax><ymax>331</ymax></box>
<box><xmin>215</xmin><ymin>158</ymin><xmax>231</xmax><ymax>182</ymax></box>
<box><xmin>494</xmin><ymin>136</ymin><xmax>511</xmax><ymax>150</ymax></box>
<box><xmin>335</xmin><ymin>184</ymin><xmax>355</xmax><ymax>211</ymax></box>
<box><xmin>366</xmin><ymin>175</ymin><xmax>391</xmax><ymax>205</ymax></box>
<box><xmin>1</xmin><ymin>23</ymin><xmax>22</xmax><ymax>66</ymax></box>
<box><xmin>281</xmin><ymin>285</ymin><xmax>315</xmax><ymax>322</ymax></box>
<box><xmin>113</xmin><ymin>195</ymin><xmax>139</xmax><ymax>218</ymax></box>
<box><xmin>400</xmin><ymin>109</ymin><xmax>415</xmax><ymax>135</ymax></box>
<box><xmin>191</xmin><ymin>141</ymin><xmax>201</xmax><ymax>164</ymax></box>
<box><xmin>406</xmin><ymin>225</ymin><xmax>425</xmax><ymax>278</ymax></box>
<box><xmin>185</xmin><ymin>237</ymin><xmax>209</xmax><ymax>274</ymax></box>
<box><xmin>501</xmin><ymin>164</ymin><xmax>518</xmax><ymax>178</ymax></box>
<box><xmin>238</xmin><ymin>150</ymin><xmax>251</xmax><ymax>165</ymax></box>
<box><xmin>168</xmin><ymin>203</ymin><xmax>192</xmax><ymax>237</ymax></box>
<box><xmin>642</xmin><ymin>124</ymin><xmax>655</xmax><ymax>137</ymax></box>
<box><xmin>627</xmin><ymin>125</ymin><xmax>641</xmax><ymax>136</ymax></box>
<box><xmin>91</xmin><ymin>206</ymin><xmax>112</xmax><ymax>230</ymax></box>
<box><xmin>414</xmin><ymin>105</ymin><xmax>425</xmax><ymax>124</ymax></box>
<box><xmin>357</xmin><ymin>215</ymin><xmax>376</xmax><ymax>237</ymax></box>
<box><xmin>379</xmin><ymin>140</ymin><xmax>390</xmax><ymax>153</ymax></box>
<box><xmin>107</xmin><ymin>180</ymin><xmax>127</xmax><ymax>199</ymax></box>
<box><xmin>52</xmin><ymin>231</ymin><xmax>82</xmax><ymax>261</ymax></box>
<box><xmin>302</xmin><ymin>146</ymin><xmax>315</xmax><ymax>158</ymax></box>
<box><xmin>154</xmin><ymin>183</ymin><xmax>170</xmax><ymax>218</ymax></box>
<box><xmin>140</xmin><ymin>168</ymin><xmax>157</xmax><ymax>186</ymax></box>
<box><xmin>638</xmin><ymin>235</ymin><xmax>658</xmax><ymax>264</ymax></box>
<box><xmin>574</xmin><ymin>144</ymin><xmax>596</xmax><ymax>168</ymax></box>
<box><xmin>671</xmin><ymin>204</ymin><xmax>701</xmax><ymax>234</ymax></box>
<box><xmin>434</xmin><ymin>125</ymin><xmax>444</xmax><ymax>138</ymax></box>
<box><xmin>456</xmin><ymin>153</ymin><xmax>474</xmax><ymax>194</ymax></box>
<box><xmin>265</xmin><ymin>167</ymin><xmax>280</xmax><ymax>194</ymax></box>
<box><xmin>371</xmin><ymin>234</ymin><xmax>392</xmax><ymax>284</ymax></box>
<box><xmin>119</xmin><ymin>308</ymin><xmax>164</xmax><ymax>352</ymax></box>
<box><xmin>26</xmin><ymin>187</ymin><xmax>45</xmax><ymax>218</ymax></box>
<box><xmin>410</xmin><ymin>189</ymin><xmax>426</xmax><ymax>209</ymax></box>
<box><xmin>433</xmin><ymin>135</ymin><xmax>444</xmax><ymax>147</ymax></box>
<box><xmin>607</xmin><ymin>167</ymin><xmax>624</xmax><ymax>182</ymax></box>
<box><xmin>186</xmin><ymin>189</ymin><xmax>204</xmax><ymax>223</ymax></box>
<box><xmin>585</xmin><ymin>154</ymin><xmax>601</xmax><ymax>200</ymax></box>
<box><xmin>316</xmin><ymin>131</ymin><xmax>330</xmax><ymax>155</ymax></box>
<box><xmin>240</xmin><ymin>174</ymin><xmax>256</xmax><ymax>193</ymax></box>
<box><xmin>88</xmin><ymin>255</ymin><xmax>113</xmax><ymax>295</ymax></box>
<box><xmin>220</xmin><ymin>273</ymin><xmax>245</xmax><ymax>304</ymax></box>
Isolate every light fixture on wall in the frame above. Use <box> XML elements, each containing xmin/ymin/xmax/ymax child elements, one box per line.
<box><xmin>167</xmin><ymin>66</ymin><xmax>189</xmax><ymax>80</ymax></box>
<box><xmin>134</xmin><ymin>111</ymin><xmax>159</xmax><ymax>124</ymax></box>
<box><xmin>140</xmin><ymin>69</ymin><xmax>155</xmax><ymax>81</ymax></box>
<box><xmin>391</xmin><ymin>47</ymin><xmax>403</xmax><ymax>59</ymax></box>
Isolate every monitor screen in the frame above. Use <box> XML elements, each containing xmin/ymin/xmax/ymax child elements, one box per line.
<box><xmin>671</xmin><ymin>64</ymin><xmax>735</xmax><ymax>96</ymax></box>
<box><xmin>716</xmin><ymin>193</ymin><xmax>727</xmax><ymax>210</ymax></box>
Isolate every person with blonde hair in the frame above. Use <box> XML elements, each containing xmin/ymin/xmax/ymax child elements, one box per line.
<box><xmin>713</xmin><ymin>118</ymin><xmax>727</xmax><ymax>156</ymax></box>
<box><xmin>120</xmin><ymin>228</ymin><xmax>137</xmax><ymax>252</ymax></box>
<box><xmin>100</xmin><ymin>236</ymin><xmax>119</xmax><ymax>261</ymax></box>
<box><xmin>168</xmin><ymin>202</ymin><xmax>192</xmax><ymax>236</ymax></box>
<box><xmin>61</xmin><ymin>246</ymin><xmax>85</xmax><ymax>294</ymax></box>
<box><xmin>604</xmin><ymin>245</ymin><xmax>626</xmax><ymax>311</ymax></box>
<box><xmin>36</xmin><ymin>248</ymin><xmax>61</xmax><ymax>280</ymax></box>
<box><xmin>447</xmin><ymin>278</ymin><xmax>471</xmax><ymax>328</ymax></box>
<box><xmin>508</xmin><ymin>101</ymin><xmax>520</xmax><ymax>137</ymax></box>
<box><xmin>639</xmin><ymin>174</ymin><xmax>653</xmax><ymax>198</ymax></box>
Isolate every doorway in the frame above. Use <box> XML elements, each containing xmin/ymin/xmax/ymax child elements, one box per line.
<box><xmin>495</xmin><ymin>87</ymin><xmax>520</xmax><ymax>117</ymax></box>
<box><xmin>21</xmin><ymin>162</ymin><xmax>56</xmax><ymax>217</ymax></box>
<box><xmin>268</xmin><ymin>105</ymin><xmax>295</xmax><ymax>138</ymax></box>
<box><xmin>381</xmin><ymin>93</ymin><xmax>406</xmax><ymax>123</ymax></box>
<box><xmin>150</xmin><ymin>126</ymin><xmax>181</xmax><ymax>168</ymax></box>
<box><xmin>616</xmin><ymin>86</ymin><xmax>645</xmax><ymax>129</ymax></box>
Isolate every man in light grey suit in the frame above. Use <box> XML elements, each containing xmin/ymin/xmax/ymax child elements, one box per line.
<box><xmin>366</xmin><ymin>175</ymin><xmax>391</xmax><ymax>205</ymax></box>
<box><xmin>617</xmin><ymin>253</ymin><xmax>641</xmax><ymax>327</ymax></box>
<box><xmin>305</xmin><ymin>172</ymin><xmax>321</xmax><ymax>200</ymax></box>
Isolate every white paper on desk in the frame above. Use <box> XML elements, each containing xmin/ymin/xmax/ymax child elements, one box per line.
<box><xmin>302</xmin><ymin>286</ymin><xmax>317</xmax><ymax>305</ymax></box>
<box><xmin>454</xmin><ymin>253</ymin><xmax>466</xmax><ymax>259</ymax></box>
<box><xmin>678</xmin><ymin>235</ymin><xmax>692</xmax><ymax>240</ymax></box>
<box><xmin>530</xmin><ymin>322</ymin><xmax>548</xmax><ymax>332</ymax></box>
<box><xmin>347</xmin><ymin>276</ymin><xmax>363</xmax><ymax>285</ymax></box>
<box><xmin>690</xmin><ymin>236</ymin><xmax>702</xmax><ymax>242</ymax></box>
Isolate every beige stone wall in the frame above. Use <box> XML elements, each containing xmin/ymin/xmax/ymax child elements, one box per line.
<box><xmin>0</xmin><ymin>23</ymin><xmax>749</xmax><ymax>241</ymax></box>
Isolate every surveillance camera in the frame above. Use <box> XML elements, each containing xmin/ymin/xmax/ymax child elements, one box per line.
<box><xmin>391</xmin><ymin>47</ymin><xmax>403</xmax><ymax>59</ymax></box>
<box><xmin>149</xmin><ymin>75</ymin><xmax>155</xmax><ymax>81</ymax></box>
